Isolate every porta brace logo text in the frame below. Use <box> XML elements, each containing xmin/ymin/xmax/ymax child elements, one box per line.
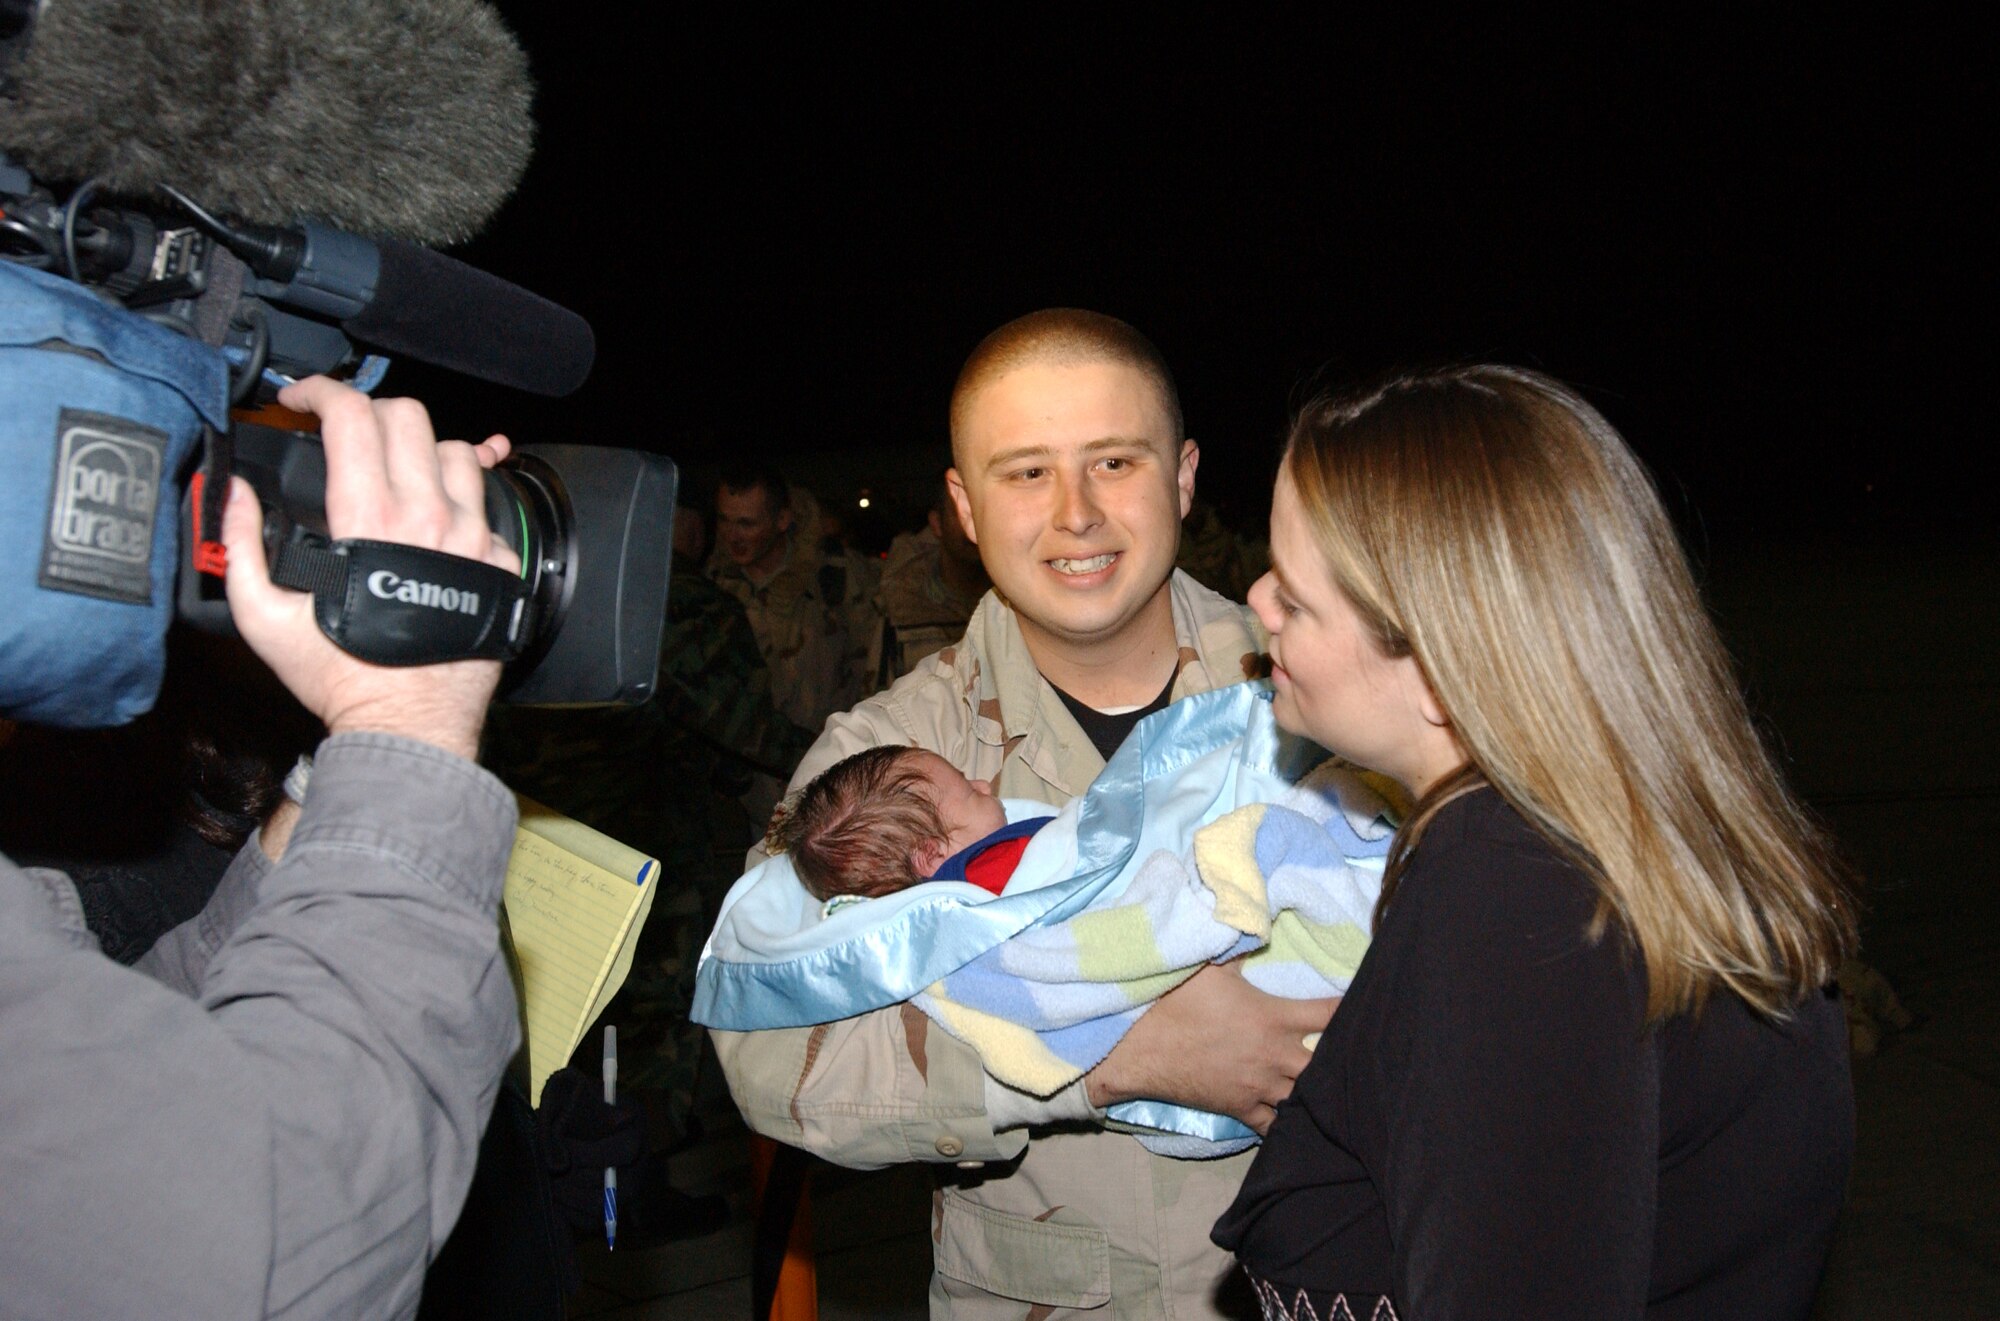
<box><xmin>367</xmin><ymin>570</ymin><xmax>480</xmax><ymax>615</ymax></box>
<box><xmin>54</xmin><ymin>431</ymin><xmax>160</xmax><ymax>562</ymax></box>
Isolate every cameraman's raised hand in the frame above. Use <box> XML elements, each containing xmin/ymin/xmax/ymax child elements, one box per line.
<box><xmin>220</xmin><ymin>376</ymin><xmax>519</xmax><ymax>761</ymax></box>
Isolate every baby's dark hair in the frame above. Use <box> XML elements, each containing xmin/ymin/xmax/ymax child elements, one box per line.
<box><xmin>773</xmin><ymin>746</ymin><xmax>953</xmax><ymax>900</ymax></box>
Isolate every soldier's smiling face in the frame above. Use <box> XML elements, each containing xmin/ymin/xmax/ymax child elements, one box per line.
<box><xmin>717</xmin><ymin>484</ymin><xmax>792</xmax><ymax>575</ymax></box>
<box><xmin>946</xmin><ymin>359</ymin><xmax>1195</xmax><ymax>655</ymax></box>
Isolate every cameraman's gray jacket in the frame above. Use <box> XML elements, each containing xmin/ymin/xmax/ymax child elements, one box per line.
<box><xmin>0</xmin><ymin>733</ymin><xmax>521</xmax><ymax>1321</ymax></box>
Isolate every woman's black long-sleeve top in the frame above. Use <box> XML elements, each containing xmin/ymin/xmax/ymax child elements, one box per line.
<box><xmin>1213</xmin><ymin>788</ymin><xmax>1852</xmax><ymax>1319</ymax></box>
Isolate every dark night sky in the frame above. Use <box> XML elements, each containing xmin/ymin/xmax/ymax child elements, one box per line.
<box><xmin>409</xmin><ymin>9</ymin><xmax>1982</xmax><ymax>551</ymax></box>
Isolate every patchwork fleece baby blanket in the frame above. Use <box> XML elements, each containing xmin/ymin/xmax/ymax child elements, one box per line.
<box><xmin>692</xmin><ymin>683</ymin><xmax>1395</xmax><ymax>1155</ymax></box>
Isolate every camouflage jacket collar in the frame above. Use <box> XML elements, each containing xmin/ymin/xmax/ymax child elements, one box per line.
<box><xmin>707</xmin><ymin>532</ymin><xmax>812</xmax><ymax>597</ymax></box>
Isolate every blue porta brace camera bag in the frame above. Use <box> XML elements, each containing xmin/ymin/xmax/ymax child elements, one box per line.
<box><xmin>0</xmin><ymin>260</ymin><xmax>230</xmax><ymax>727</ymax></box>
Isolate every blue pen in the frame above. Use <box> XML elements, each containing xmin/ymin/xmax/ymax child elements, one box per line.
<box><xmin>602</xmin><ymin>1025</ymin><xmax>618</xmax><ymax>1251</ymax></box>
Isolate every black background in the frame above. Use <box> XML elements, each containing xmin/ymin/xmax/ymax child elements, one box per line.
<box><xmin>405</xmin><ymin>9</ymin><xmax>1982</xmax><ymax>552</ymax></box>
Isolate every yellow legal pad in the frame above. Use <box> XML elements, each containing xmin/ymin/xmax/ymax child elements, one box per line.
<box><xmin>503</xmin><ymin>797</ymin><xmax>659</xmax><ymax>1107</ymax></box>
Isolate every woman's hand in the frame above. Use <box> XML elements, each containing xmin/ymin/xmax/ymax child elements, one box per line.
<box><xmin>1085</xmin><ymin>962</ymin><xmax>1337</xmax><ymax>1133</ymax></box>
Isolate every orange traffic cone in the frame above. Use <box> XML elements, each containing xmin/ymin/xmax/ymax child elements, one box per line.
<box><xmin>748</xmin><ymin>1135</ymin><xmax>817</xmax><ymax>1320</ymax></box>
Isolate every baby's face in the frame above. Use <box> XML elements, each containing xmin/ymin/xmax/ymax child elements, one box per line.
<box><xmin>906</xmin><ymin>751</ymin><xmax>1008</xmax><ymax>867</ymax></box>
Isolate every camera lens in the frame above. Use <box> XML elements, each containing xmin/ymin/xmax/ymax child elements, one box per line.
<box><xmin>484</xmin><ymin>455</ymin><xmax>574</xmax><ymax>688</ymax></box>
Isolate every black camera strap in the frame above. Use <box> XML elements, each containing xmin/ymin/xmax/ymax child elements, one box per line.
<box><xmin>269</xmin><ymin>535</ymin><xmax>534</xmax><ymax>666</ymax></box>
<box><xmin>196</xmin><ymin>424</ymin><xmax>232</xmax><ymax>545</ymax></box>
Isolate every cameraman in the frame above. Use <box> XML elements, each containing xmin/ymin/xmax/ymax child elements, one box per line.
<box><xmin>0</xmin><ymin>377</ymin><xmax>525</xmax><ymax>1319</ymax></box>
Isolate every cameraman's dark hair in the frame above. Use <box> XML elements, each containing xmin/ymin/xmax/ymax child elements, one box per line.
<box><xmin>182</xmin><ymin>737</ymin><xmax>288</xmax><ymax>847</ymax></box>
<box><xmin>170</xmin><ymin>631</ymin><xmax>322</xmax><ymax>848</ymax></box>
<box><xmin>716</xmin><ymin>464</ymin><xmax>789</xmax><ymax>514</ymax></box>
<box><xmin>772</xmin><ymin>745</ymin><xmax>950</xmax><ymax>901</ymax></box>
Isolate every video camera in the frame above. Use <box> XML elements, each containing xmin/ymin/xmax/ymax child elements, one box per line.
<box><xmin>1</xmin><ymin>154</ymin><xmax>676</xmax><ymax>728</ymax></box>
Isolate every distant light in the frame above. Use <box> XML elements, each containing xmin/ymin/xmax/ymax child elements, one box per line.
<box><xmin>858</xmin><ymin>497</ymin><xmax>871</xmax><ymax>508</ymax></box>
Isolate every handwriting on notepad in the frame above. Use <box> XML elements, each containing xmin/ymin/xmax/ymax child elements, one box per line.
<box><xmin>508</xmin><ymin>836</ymin><xmax>627</xmax><ymax>926</ymax></box>
<box><xmin>502</xmin><ymin>799</ymin><xmax>660</xmax><ymax>1107</ymax></box>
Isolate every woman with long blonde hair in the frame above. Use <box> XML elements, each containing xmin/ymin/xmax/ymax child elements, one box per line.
<box><xmin>1212</xmin><ymin>366</ymin><xmax>1856</xmax><ymax>1319</ymax></box>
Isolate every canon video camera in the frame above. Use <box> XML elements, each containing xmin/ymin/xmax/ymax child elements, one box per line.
<box><xmin>0</xmin><ymin>154</ymin><xmax>674</xmax><ymax>720</ymax></box>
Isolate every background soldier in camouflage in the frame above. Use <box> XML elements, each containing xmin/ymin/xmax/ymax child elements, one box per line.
<box><xmin>710</xmin><ymin>465</ymin><xmax>869</xmax><ymax>827</ymax></box>
<box><xmin>1174</xmin><ymin>494</ymin><xmax>1266</xmax><ymax>603</ymax></box>
<box><xmin>790</xmin><ymin>483</ymin><xmax>884</xmax><ymax>701</ymax></box>
<box><xmin>709</xmin><ymin>466</ymin><xmax>859</xmax><ymax>732</ymax></box>
<box><xmin>484</xmin><ymin>510</ymin><xmax>814</xmax><ymax>1140</ymax></box>
<box><xmin>871</xmin><ymin>471</ymin><xmax>990</xmax><ymax>688</ymax></box>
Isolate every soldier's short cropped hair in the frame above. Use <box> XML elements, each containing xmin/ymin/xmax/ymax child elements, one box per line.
<box><xmin>948</xmin><ymin>308</ymin><xmax>1184</xmax><ymax>456</ymax></box>
<box><xmin>716</xmin><ymin>463</ymin><xmax>790</xmax><ymax>516</ymax></box>
<box><xmin>772</xmin><ymin>746</ymin><xmax>952</xmax><ymax>901</ymax></box>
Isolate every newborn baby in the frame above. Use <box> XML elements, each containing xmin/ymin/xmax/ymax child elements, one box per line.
<box><xmin>771</xmin><ymin>745</ymin><xmax>1054</xmax><ymax>901</ymax></box>
<box><xmin>704</xmin><ymin>684</ymin><xmax>1395</xmax><ymax>1152</ymax></box>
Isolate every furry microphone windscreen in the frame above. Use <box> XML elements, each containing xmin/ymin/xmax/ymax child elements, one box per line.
<box><xmin>0</xmin><ymin>0</ymin><xmax>536</xmax><ymax>246</ymax></box>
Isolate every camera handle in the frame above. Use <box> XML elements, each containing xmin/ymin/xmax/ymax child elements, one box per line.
<box><xmin>268</xmin><ymin>533</ymin><xmax>536</xmax><ymax>666</ymax></box>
